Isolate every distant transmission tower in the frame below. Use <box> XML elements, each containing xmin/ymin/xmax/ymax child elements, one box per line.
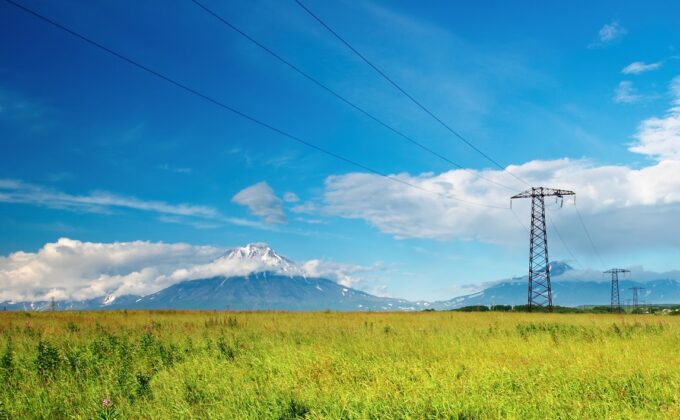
<box><xmin>511</xmin><ymin>187</ymin><xmax>575</xmax><ymax>312</ymax></box>
<box><xmin>629</xmin><ymin>287</ymin><xmax>645</xmax><ymax>312</ymax></box>
<box><xmin>604</xmin><ymin>269</ymin><xmax>629</xmax><ymax>313</ymax></box>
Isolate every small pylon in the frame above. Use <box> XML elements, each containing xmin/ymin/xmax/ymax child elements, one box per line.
<box><xmin>604</xmin><ymin>269</ymin><xmax>629</xmax><ymax>313</ymax></box>
<box><xmin>629</xmin><ymin>287</ymin><xmax>645</xmax><ymax>312</ymax></box>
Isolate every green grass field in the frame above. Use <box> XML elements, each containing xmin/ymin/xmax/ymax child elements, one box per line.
<box><xmin>1</xmin><ymin>311</ymin><xmax>679</xmax><ymax>419</ymax></box>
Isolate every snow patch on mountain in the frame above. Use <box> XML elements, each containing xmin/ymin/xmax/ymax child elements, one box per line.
<box><xmin>164</xmin><ymin>243</ymin><xmax>306</xmax><ymax>282</ymax></box>
<box><xmin>102</xmin><ymin>295</ymin><xmax>116</xmax><ymax>305</ymax></box>
<box><xmin>225</xmin><ymin>243</ymin><xmax>300</xmax><ymax>274</ymax></box>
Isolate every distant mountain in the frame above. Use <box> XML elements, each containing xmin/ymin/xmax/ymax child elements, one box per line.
<box><xmin>432</xmin><ymin>262</ymin><xmax>680</xmax><ymax>309</ymax></box>
<box><xmin>1</xmin><ymin>244</ymin><xmax>422</xmax><ymax>312</ymax></box>
<box><xmin>117</xmin><ymin>272</ymin><xmax>418</xmax><ymax>311</ymax></box>
<box><xmin>1</xmin><ymin>294</ymin><xmax>141</xmax><ymax>311</ymax></box>
<box><xmin>120</xmin><ymin>244</ymin><xmax>421</xmax><ymax>311</ymax></box>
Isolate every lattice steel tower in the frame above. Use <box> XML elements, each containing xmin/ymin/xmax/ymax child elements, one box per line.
<box><xmin>629</xmin><ymin>287</ymin><xmax>645</xmax><ymax>312</ymax></box>
<box><xmin>604</xmin><ymin>269</ymin><xmax>629</xmax><ymax>313</ymax></box>
<box><xmin>511</xmin><ymin>187</ymin><xmax>575</xmax><ymax>312</ymax></box>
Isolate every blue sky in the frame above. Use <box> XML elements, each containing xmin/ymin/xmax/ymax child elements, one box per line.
<box><xmin>2</xmin><ymin>0</ymin><xmax>680</xmax><ymax>301</ymax></box>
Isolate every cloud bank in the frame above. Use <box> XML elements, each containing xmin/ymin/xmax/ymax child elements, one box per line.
<box><xmin>0</xmin><ymin>238</ymin><xmax>223</xmax><ymax>302</ymax></box>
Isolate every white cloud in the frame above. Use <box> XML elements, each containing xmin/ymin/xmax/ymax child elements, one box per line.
<box><xmin>283</xmin><ymin>192</ymin><xmax>300</xmax><ymax>203</ymax></box>
<box><xmin>0</xmin><ymin>179</ymin><xmax>217</xmax><ymax>218</ymax></box>
<box><xmin>589</xmin><ymin>21</ymin><xmax>626</xmax><ymax>48</ymax></box>
<box><xmin>321</xmin><ymin>158</ymin><xmax>680</xmax><ymax>245</ymax></box>
<box><xmin>629</xmin><ymin>76</ymin><xmax>680</xmax><ymax>159</ymax></box>
<box><xmin>301</xmin><ymin>259</ymin><xmax>377</xmax><ymax>289</ymax></box>
<box><xmin>232</xmin><ymin>181</ymin><xmax>286</xmax><ymax>224</ymax></box>
<box><xmin>0</xmin><ymin>238</ymin><xmax>223</xmax><ymax>302</ymax></box>
<box><xmin>614</xmin><ymin>81</ymin><xmax>641</xmax><ymax>104</ymax></box>
<box><xmin>291</xmin><ymin>200</ymin><xmax>318</xmax><ymax>214</ymax></box>
<box><xmin>622</xmin><ymin>61</ymin><xmax>662</xmax><ymax>75</ymax></box>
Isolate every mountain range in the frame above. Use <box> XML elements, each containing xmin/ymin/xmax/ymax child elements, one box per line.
<box><xmin>3</xmin><ymin>244</ymin><xmax>680</xmax><ymax>311</ymax></box>
<box><xmin>432</xmin><ymin>262</ymin><xmax>680</xmax><ymax>309</ymax></box>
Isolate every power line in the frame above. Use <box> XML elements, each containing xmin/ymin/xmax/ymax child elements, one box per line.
<box><xmin>294</xmin><ymin>0</ymin><xmax>597</xmax><ymax>270</ymax></box>
<box><xmin>510</xmin><ymin>206</ymin><xmax>529</xmax><ymax>234</ymax></box>
<box><xmin>190</xmin><ymin>0</ymin><xmax>516</xmax><ymax>193</ymax></box>
<box><xmin>547</xmin><ymin>214</ymin><xmax>583</xmax><ymax>270</ymax></box>
<box><xmin>294</xmin><ymin>0</ymin><xmax>531</xmax><ymax>189</ymax></box>
<box><xmin>574</xmin><ymin>204</ymin><xmax>605</xmax><ymax>268</ymax></box>
<box><xmin>3</xmin><ymin>0</ymin><xmax>507</xmax><ymax>210</ymax></box>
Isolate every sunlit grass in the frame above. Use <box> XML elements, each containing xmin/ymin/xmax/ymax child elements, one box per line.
<box><xmin>1</xmin><ymin>311</ymin><xmax>678</xmax><ymax>418</ymax></box>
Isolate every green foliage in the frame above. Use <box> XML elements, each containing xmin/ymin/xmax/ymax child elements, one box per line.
<box><xmin>1</xmin><ymin>338</ymin><xmax>12</xmax><ymax>374</ymax></box>
<box><xmin>35</xmin><ymin>339</ymin><xmax>61</xmax><ymax>378</ymax></box>
<box><xmin>279</xmin><ymin>397</ymin><xmax>310</xmax><ymax>419</ymax></box>
<box><xmin>0</xmin><ymin>311</ymin><xmax>679</xmax><ymax>418</ymax></box>
<box><xmin>135</xmin><ymin>372</ymin><xmax>152</xmax><ymax>399</ymax></box>
<box><xmin>216</xmin><ymin>336</ymin><xmax>237</xmax><ymax>361</ymax></box>
<box><xmin>456</xmin><ymin>305</ymin><xmax>490</xmax><ymax>312</ymax></box>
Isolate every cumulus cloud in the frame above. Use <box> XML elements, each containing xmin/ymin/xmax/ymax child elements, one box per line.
<box><xmin>283</xmin><ymin>192</ymin><xmax>300</xmax><ymax>203</ymax></box>
<box><xmin>629</xmin><ymin>76</ymin><xmax>680</xmax><ymax>159</ymax></box>
<box><xmin>622</xmin><ymin>61</ymin><xmax>662</xmax><ymax>75</ymax></box>
<box><xmin>301</xmin><ymin>259</ymin><xmax>378</xmax><ymax>289</ymax></box>
<box><xmin>322</xmin><ymin>159</ymin><xmax>680</xmax><ymax>248</ymax></box>
<box><xmin>614</xmin><ymin>81</ymin><xmax>641</xmax><ymax>104</ymax></box>
<box><xmin>232</xmin><ymin>181</ymin><xmax>286</xmax><ymax>224</ymax></box>
<box><xmin>589</xmin><ymin>21</ymin><xmax>626</xmax><ymax>48</ymax></box>
<box><xmin>0</xmin><ymin>238</ymin><xmax>223</xmax><ymax>302</ymax></box>
<box><xmin>316</xmin><ymin>77</ymin><xmax>680</xmax><ymax>254</ymax></box>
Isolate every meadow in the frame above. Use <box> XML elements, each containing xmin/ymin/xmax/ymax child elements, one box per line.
<box><xmin>0</xmin><ymin>311</ymin><xmax>679</xmax><ymax>419</ymax></box>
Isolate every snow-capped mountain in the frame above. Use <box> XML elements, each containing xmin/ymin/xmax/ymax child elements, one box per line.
<box><xmin>223</xmin><ymin>243</ymin><xmax>301</xmax><ymax>276</ymax></box>
<box><xmin>123</xmin><ymin>272</ymin><xmax>419</xmax><ymax>311</ymax></box>
<box><xmin>122</xmin><ymin>244</ymin><xmax>419</xmax><ymax>311</ymax></box>
<box><xmin>431</xmin><ymin>261</ymin><xmax>680</xmax><ymax>309</ymax></box>
<box><xmin>1</xmin><ymin>243</ymin><xmax>420</xmax><ymax>311</ymax></box>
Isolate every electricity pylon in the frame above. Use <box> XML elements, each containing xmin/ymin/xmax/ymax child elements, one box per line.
<box><xmin>629</xmin><ymin>287</ymin><xmax>645</xmax><ymax>312</ymax></box>
<box><xmin>511</xmin><ymin>187</ymin><xmax>575</xmax><ymax>312</ymax></box>
<box><xmin>604</xmin><ymin>269</ymin><xmax>629</xmax><ymax>313</ymax></box>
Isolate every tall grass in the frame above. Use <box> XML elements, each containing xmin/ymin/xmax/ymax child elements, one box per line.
<box><xmin>0</xmin><ymin>311</ymin><xmax>678</xmax><ymax>418</ymax></box>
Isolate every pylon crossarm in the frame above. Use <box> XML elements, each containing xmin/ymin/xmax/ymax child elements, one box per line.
<box><xmin>511</xmin><ymin>187</ymin><xmax>576</xmax><ymax>200</ymax></box>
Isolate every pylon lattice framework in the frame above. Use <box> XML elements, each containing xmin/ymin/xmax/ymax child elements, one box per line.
<box><xmin>604</xmin><ymin>269</ymin><xmax>629</xmax><ymax>313</ymax></box>
<box><xmin>629</xmin><ymin>287</ymin><xmax>645</xmax><ymax>312</ymax></box>
<box><xmin>511</xmin><ymin>187</ymin><xmax>575</xmax><ymax>312</ymax></box>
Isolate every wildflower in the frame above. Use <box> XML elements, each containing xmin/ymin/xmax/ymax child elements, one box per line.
<box><xmin>102</xmin><ymin>398</ymin><xmax>112</xmax><ymax>407</ymax></box>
